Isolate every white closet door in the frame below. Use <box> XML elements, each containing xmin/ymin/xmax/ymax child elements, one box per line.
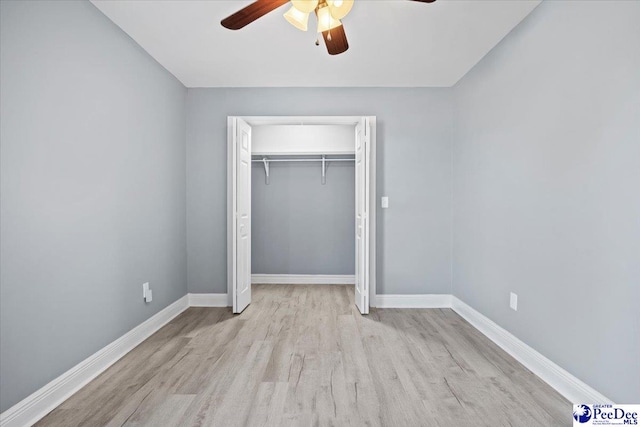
<box><xmin>355</xmin><ymin>118</ymin><xmax>370</xmax><ymax>314</ymax></box>
<box><xmin>233</xmin><ymin>118</ymin><xmax>252</xmax><ymax>313</ymax></box>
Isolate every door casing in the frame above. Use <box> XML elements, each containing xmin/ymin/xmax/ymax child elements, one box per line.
<box><xmin>227</xmin><ymin>116</ymin><xmax>377</xmax><ymax>311</ymax></box>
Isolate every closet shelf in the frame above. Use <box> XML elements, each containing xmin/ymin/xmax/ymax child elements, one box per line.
<box><xmin>252</xmin><ymin>155</ymin><xmax>355</xmax><ymax>185</ymax></box>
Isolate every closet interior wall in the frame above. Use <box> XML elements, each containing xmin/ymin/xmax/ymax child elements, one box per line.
<box><xmin>251</xmin><ymin>125</ymin><xmax>356</xmax><ymax>276</ymax></box>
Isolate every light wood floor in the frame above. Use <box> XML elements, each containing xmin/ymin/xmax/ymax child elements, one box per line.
<box><xmin>37</xmin><ymin>285</ymin><xmax>569</xmax><ymax>426</ymax></box>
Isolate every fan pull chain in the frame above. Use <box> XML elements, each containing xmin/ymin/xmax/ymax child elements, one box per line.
<box><xmin>315</xmin><ymin>37</ymin><xmax>320</xmax><ymax>46</ymax></box>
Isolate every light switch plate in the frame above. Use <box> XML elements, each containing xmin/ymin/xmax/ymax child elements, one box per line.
<box><xmin>381</xmin><ymin>196</ymin><xmax>389</xmax><ymax>209</ymax></box>
<box><xmin>143</xmin><ymin>282</ymin><xmax>150</xmax><ymax>298</ymax></box>
<box><xmin>510</xmin><ymin>292</ymin><xmax>518</xmax><ymax>311</ymax></box>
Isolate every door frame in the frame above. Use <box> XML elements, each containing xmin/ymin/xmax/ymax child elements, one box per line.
<box><xmin>227</xmin><ymin>116</ymin><xmax>377</xmax><ymax>309</ymax></box>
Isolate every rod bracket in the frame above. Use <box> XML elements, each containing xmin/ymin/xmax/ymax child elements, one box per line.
<box><xmin>321</xmin><ymin>155</ymin><xmax>326</xmax><ymax>185</ymax></box>
<box><xmin>262</xmin><ymin>157</ymin><xmax>270</xmax><ymax>185</ymax></box>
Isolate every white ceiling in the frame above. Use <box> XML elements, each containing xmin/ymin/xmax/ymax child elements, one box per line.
<box><xmin>91</xmin><ymin>0</ymin><xmax>540</xmax><ymax>88</ymax></box>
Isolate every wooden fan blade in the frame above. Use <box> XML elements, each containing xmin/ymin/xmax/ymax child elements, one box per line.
<box><xmin>322</xmin><ymin>25</ymin><xmax>349</xmax><ymax>55</ymax></box>
<box><xmin>221</xmin><ymin>0</ymin><xmax>290</xmax><ymax>30</ymax></box>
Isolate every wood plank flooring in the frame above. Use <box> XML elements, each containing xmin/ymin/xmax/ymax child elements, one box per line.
<box><xmin>36</xmin><ymin>285</ymin><xmax>570</xmax><ymax>426</ymax></box>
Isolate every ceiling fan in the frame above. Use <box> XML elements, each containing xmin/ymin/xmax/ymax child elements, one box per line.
<box><xmin>221</xmin><ymin>0</ymin><xmax>436</xmax><ymax>56</ymax></box>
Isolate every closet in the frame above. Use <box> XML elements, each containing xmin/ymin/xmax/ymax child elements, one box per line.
<box><xmin>251</xmin><ymin>124</ymin><xmax>355</xmax><ymax>282</ymax></box>
<box><xmin>227</xmin><ymin>117</ymin><xmax>375</xmax><ymax>315</ymax></box>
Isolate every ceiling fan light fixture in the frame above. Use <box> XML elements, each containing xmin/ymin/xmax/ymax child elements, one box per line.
<box><xmin>316</xmin><ymin>4</ymin><xmax>342</xmax><ymax>33</ymax></box>
<box><xmin>327</xmin><ymin>0</ymin><xmax>353</xmax><ymax>20</ymax></box>
<box><xmin>284</xmin><ymin>6</ymin><xmax>309</xmax><ymax>31</ymax></box>
<box><xmin>291</xmin><ymin>0</ymin><xmax>319</xmax><ymax>13</ymax></box>
<box><xmin>220</xmin><ymin>0</ymin><xmax>436</xmax><ymax>56</ymax></box>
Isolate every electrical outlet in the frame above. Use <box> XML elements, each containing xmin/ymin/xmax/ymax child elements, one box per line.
<box><xmin>381</xmin><ymin>196</ymin><xmax>389</xmax><ymax>209</ymax></box>
<box><xmin>510</xmin><ymin>292</ymin><xmax>518</xmax><ymax>311</ymax></box>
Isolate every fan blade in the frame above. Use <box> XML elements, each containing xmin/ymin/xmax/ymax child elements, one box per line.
<box><xmin>410</xmin><ymin>0</ymin><xmax>436</xmax><ymax>2</ymax></box>
<box><xmin>322</xmin><ymin>25</ymin><xmax>349</xmax><ymax>55</ymax></box>
<box><xmin>221</xmin><ymin>0</ymin><xmax>290</xmax><ymax>30</ymax></box>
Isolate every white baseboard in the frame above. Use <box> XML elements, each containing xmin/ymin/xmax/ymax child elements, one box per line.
<box><xmin>450</xmin><ymin>296</ymin><xmax>612</xmax><ymax>404</ymax></box>
<box><xmin>251</xmin><ymin>274</ymin><xmax>355</xmax><ymax>285</ymax></box>
<box><xmin>375</xmin><ymin>294</ymin><xmax>452</xmax><ymax>308</ymax></box>
<box><xmin>188</xmin><ymin>293</ymin><xmax>228</xmax><ymax>307</ymax></box>
<box><xmin>2</xmin><ymin>292</ymin><xmax>612</xmax><ymax>427</ymax></box>
<box><xmin>0</xmin><ymin>295</ymin><xmax>189</xmax><ymax>427</ymax></box>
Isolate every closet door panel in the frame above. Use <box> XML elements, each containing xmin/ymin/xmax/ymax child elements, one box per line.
<box><xmin>355</xmin><ymin>118</ymin><xmax>369</xmax><ymax>314</ymax></box>
<box><xmin>234</xmin><ymin>118</ymin><xmax>252</xmax><ymax>313</ymax></box>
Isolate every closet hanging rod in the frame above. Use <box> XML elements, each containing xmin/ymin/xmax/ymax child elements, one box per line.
<box><xmin>251</xmin><ymin>158</ymin><xmax>354</xmax><ymax>163</ymax></box>
<box><xmin>253</xmin><ymin>155</ymin><xmax>354</xmax><ymax>185</ymax></box>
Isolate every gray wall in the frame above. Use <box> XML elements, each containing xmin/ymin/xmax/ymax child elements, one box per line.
<box><xmin>186</xmin><ymin>88</ymin><xmax>453</xmax><ymax>295</ymax></box>
<box><xmin>6</xmin><ymin>0</ymin><xmax>632</xmax><ymax>411</ymax></box>
<box><xmin>452</xmin><ymin>0</ymin><xmax>640</xmax><ymax>403</ymax></box>
<box><xmin>0</xmin><ymin>1</ymin><xmax>187</xmax><ymax>411</ymax></box>
<box><xmin>252</xmin><ymin>162</ymin><xmax>355</xmax><ymax>275</ymax></box>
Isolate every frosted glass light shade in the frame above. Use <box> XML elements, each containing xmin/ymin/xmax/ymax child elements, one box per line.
<box><xmin>284</xmin><ymin>6</ymin><xmax>309</xmax><ymax>31</ymax></box>
<box><xmin>316</xmin><ymin>5</ymin><xmax>341</xmax><ymax>33</ymax></box>
<box><xmin>327</xmin><ymin>0</ymin><xmax>353</xmax><ymax>20</ymax></box>
<box><xmin>291</xmin><ymin>0</ymin><xmax>318</xmax><ymax>13</ymax></box>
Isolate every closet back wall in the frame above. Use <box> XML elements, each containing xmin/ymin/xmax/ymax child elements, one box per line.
<box><xmin>186</xmin><ymin>88</ymin><xmax>453</xmax><ymax>295</ymax></box>
<box><xmin>252</xmin><ymin>161</ymin><xmax>355</xmax><ymax>275</ymax></box>
<box><xmin>252</xmin><ymin>124</ymin><xmax>356</xmax><ymax>275</ymax></box>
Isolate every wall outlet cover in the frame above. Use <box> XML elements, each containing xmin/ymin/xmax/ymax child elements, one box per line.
<box><xmin>381</xmin><ymin>196</ymin><xmax>389</xmax><ymax>209</ymax></box>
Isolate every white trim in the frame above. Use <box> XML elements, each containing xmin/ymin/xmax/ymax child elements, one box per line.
<box><xmin>0</xmin><ymin>296</ymin><xmax>189</xmax><ymax>427</ymax></box>
<box><xmin>375</xmin><ymin>294</ymin><xmax>452</xmax><ymax>308</ymax></box>
<box><xmin>368</xmin><ymin>116</ymin><xmax>377</xmax><ymax>309</ymax></box>
<box><xmin>251</xmin><ymin>274</ymin><xmax>355</xmax><ymax>285</ymax></box>
<box><xmin>450</xmin><ymin>296</ymin><xmax>613</xmax><ymax>404</ymax></box>
<box><xmin>227</xmin><ymin>115</ymin><xmax>377</xmax><ymax>312</ymax></box>
<box><xmin>188</xmin><ymin>293</ymin><xmax>229</xmax><ymax>307</ymax></box>
<box><xmin>3</xmin><ymin>293</ymin><xmax>612</xmax><ymax>427</ymax></box>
